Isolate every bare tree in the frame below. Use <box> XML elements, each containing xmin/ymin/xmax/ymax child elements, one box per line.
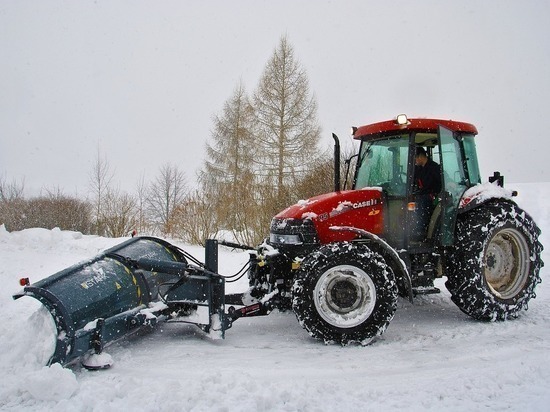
<box><xmin>135</xmin><ymin>172</ymin><xmax>150</xmax><ymax>235</ymax></box>
<box><xmin>292</xmin><ymin>145</ymin><xmax>357</xmax><ymax>199</ymax></box>
<box><xmin>170</xmin><ymin>189</ymin><xmax>219</xmax><ymax>246</ymax></box>
<box><xmin>89</xmin><ymin>147</ymin><xmax>114</xmax><ymax>235</ymax></box>
<box><xmin>147</xmin><ymin>163</ymin><xmax>187</xmax><ymax>236</ymax></box>
<box><xmin>0</xmin><ymin>174</ymin><xmax>25</xmax><ymax>202</ymax></box>
<box><xmin>102</xmin><ymin>187</ymin><xmax>138</xmax><ymax>238</ymax></box>
<box><xmin>292</xmin><ymin>152</ymin><xmax>334</xmax><ymax>200</ymax></box>
<box><xmin>253</xmin><ymin>36</ymin><xmax>322</xmax><ymax>211</ymax></box>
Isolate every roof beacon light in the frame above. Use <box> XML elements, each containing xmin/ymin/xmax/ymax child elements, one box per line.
<box><xmin>396</xmin><ymin>114</ymin><xmax>409</xmax><ymax>125</ymax></box>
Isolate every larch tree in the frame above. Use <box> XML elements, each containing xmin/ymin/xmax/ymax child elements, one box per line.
<box><xmin>252</xmin><ymin>36</ymin><xmax>322</xmax><ymax>212</ymax></box>
<box><xmin>200</xmin><ymin>81</ymin><xmax>258</xmax><ymax>244</ymax></box>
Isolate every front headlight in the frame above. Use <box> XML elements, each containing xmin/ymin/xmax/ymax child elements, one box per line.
<box><xmin>269</xmin><ymin>233</ymin><xmax>303</xmax><ymax>245</ymax></box>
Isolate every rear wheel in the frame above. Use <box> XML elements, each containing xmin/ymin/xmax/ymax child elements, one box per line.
<box><xmin>445</xmin><ymin>200</ymin><xmax>543</xmax><ymax>320</ymax></box>
<box><xmin>292</xmin><ymin>242</ymin><xmax>398</xmax><ymax>345</ymax></box>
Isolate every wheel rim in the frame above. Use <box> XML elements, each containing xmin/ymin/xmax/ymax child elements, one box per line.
<box><xmin>484</xmin><ymin>227</ymin><xmax>530</xmax><ymax>299</ymax></box>
<box><xmin>313</xmin><ymin>265</ymin><xmax>376</xmax><ymax>328</ymax></box>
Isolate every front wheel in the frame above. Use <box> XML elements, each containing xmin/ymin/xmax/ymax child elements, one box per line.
<box><xmin>292</xmin><ymin>242</ymin><xmax>398</xmax><ymax>345</ymax></box>
<box><xmin>445</xmin><ymin>200</ymin><xmax>544</xmax><ymax>320</ymax></box>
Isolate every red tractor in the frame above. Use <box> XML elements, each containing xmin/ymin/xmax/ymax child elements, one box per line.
<box><xmin>244</xmin><ymin>114</ymin><xmax>544</xmax><ymax>345</ymax></box>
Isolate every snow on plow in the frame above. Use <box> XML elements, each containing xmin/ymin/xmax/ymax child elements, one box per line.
<box><xmin>12</xmin><ymin>236</ymin><xmax>228</xmax><ymax>369</ymax></box>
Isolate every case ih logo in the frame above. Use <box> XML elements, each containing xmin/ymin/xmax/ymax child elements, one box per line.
<box><xmin>351</xmin><ymin>199</ymin><xmax>378</xmax><ymax>209</ymax></box>
<box><xmin>324</xmin><ymin>198</ymin><xmax>379</xmax><ymax>220</ymax></box>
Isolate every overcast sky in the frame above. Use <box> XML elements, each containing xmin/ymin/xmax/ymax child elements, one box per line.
<box><xmin>1</xmin><ymin>0</ymin><xmax>549</xmax><ymax>196</ymax></box>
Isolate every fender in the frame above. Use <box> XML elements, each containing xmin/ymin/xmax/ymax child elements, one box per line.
<box><xmin>329</xmin><ymin>226</ymin><xmax>413</xmax><ymax>302</ymax></box>
<box><xmin>458</xmin><ymin>182</ymin><xmax>516</xmax><ymax>213</ymax></box>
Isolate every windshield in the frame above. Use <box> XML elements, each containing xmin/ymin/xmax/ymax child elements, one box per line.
<box><xmin>354</xmin><ymin>135</ymin><xmax>409</xmax><ymax>196</ymax></box>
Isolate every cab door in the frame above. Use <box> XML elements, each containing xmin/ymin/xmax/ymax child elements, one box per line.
<box><xmin>438</xmin><ymin>126</ymin><xmax>469</xmax><ymax>246</ymax></box>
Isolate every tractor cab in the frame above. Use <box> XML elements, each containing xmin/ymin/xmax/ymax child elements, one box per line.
<box><xmin>351</xmin><ymin>115</ymin><xmax>481</xmax><ymax>250</ymax></box>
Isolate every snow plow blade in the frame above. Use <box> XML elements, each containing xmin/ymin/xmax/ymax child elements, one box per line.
<box><xmin>13</xmin><ymin>237</ymin><xmax>227</xmax><ymax>367</ymax></box>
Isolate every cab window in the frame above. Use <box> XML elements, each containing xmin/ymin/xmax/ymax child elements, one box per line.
<box><xmin>463</xmin><ymin>134</ymin><xmax>481</xmax><ymax>185</ymax></box>
<box><xmin>355</xmin><ymin>135</ymin><xmax>409</xmax><ymax>196</ymax></box>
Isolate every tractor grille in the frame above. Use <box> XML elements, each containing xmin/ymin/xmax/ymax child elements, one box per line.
<box><xmin>269</xmin><ymin>218</ymin><xmax>319</xmax><ymax>249</ymax></box>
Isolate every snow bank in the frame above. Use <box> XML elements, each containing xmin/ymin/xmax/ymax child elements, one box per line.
<box><xmin>0</xmin><ymin>183</ymin><xmax>549</xmax><ymax>411</ymax></box>
<box><xmin>25</xmin><ymin>363</ymin><xmax>78</xmax><ymax>401</ymax></box>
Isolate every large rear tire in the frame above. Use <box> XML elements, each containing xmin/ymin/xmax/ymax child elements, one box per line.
<box><xmin>445</xmin><ymin>200</ymin><xmax>543</xmax><ymax>320</ymax></box>
<box><xmin>292</xmin><ymin>242</ymin><xmax>398</xmax><ymax>345</ymax></box>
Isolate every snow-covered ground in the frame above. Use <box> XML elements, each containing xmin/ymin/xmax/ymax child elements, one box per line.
<box><xmin>1</xmin><ymin>183</ymin><xmax>549</xmax><ymax>411</ymax></box>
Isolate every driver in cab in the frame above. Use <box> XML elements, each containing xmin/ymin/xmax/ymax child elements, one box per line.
<box><xmin>413</xmin><ymin>146</ymin><xmax>442</xmax><ymax>240</ymax></box>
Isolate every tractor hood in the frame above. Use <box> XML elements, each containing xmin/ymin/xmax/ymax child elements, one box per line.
<box><xmin>272</xmin><ymin>188</ymin><xmax>384</xmax><ymax>245</ymax></box>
